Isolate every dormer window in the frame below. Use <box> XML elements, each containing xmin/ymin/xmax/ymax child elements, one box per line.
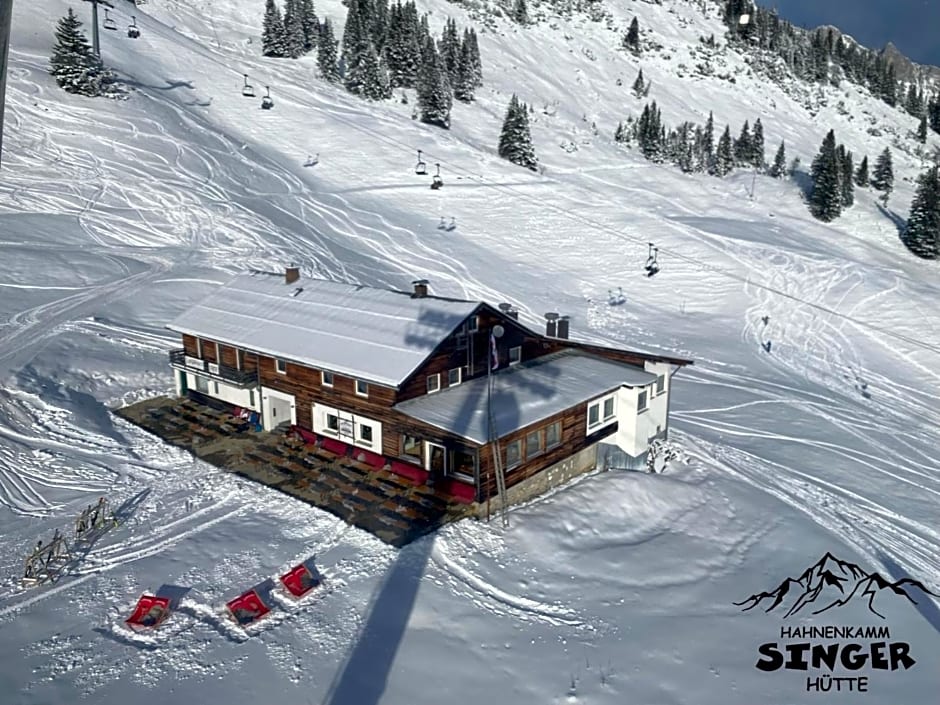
<box><xmin>322</xmin><ymin>370</ymin><xmax>334</xmax><ymax>387</ymax></box>
<box><xmin>427</xmin><ymin>374</ymin><xmax>441</xmax><ymax>394</ymax></box>
<box><xmin>468</xmin><ymin>316</ymin><xmax>479</xmax><ymax>332</ymax></box>
<box><xmin>275</xmin><ymin>358</ymin><xmax>287</xmax><ymax>374</ymax></box>
<box><xmin>509</xmin><ymin>346</ymin><xmax>522</xmax><ymax>365</ymax></box>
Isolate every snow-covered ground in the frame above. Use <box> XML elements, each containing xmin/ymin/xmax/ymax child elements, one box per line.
<box><xmin>1</xmin><ymin>0</ymin><xmax>939</xmax><ymax>703</ymax></box>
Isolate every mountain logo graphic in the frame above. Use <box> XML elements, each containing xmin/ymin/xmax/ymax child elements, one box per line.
<box><xmin>735</xmin><ymin>552</ymin><xmax>939</xmax><ymax>619</ymax></box>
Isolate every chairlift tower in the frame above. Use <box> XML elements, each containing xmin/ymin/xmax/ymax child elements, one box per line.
<box><xmin>82</xmin><ymin>0</ymin><xmax>115</xmax><ymax>58</ymax></box>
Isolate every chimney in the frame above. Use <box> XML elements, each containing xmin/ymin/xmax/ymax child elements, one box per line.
<box><xmin>285</xmin><ymin>266</ymin><xmax>300</xmax><ymax>285</ymax></box>
<box><xmin>498</xmin><ymin>302</ymin><xmax>519</xmax><ymax>320</ymax></box>
<box><xmin>556</xmin><ymin>315</ymin><xmax>570</xmax><ymax>340</ymax></box>
<box><xmin>544</xmin><ymin>312</ymin><xmax>559</xmax><ymax>337</ymax></box>
<box><xmin>412</xmin><ymin>279</ymin><xmax>429</xmax><ymax>298</ymax></box>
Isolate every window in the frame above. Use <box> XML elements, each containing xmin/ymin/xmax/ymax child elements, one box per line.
<box><xmin>356</xmin><ymin>380</ymin><xmax>368</xmax><ymax>397</ymax></box>
<box><xmin>468</xmin><ymin>316</ymin><xmax>479</xmax><ymax>332</ymax></box>
<box><xmin>509</xmin><ymin>346</ymin><xmax>522</xmax><ymax>365</ymax></box>
<box><xmin>213</xmin><ymin>381</ymin><xmax>219</xmax><ymax>395</ymax></box>
<box><xmin>236</xmin><ymin>348</ymin><xmax>244</xmax><ymax>370</ymax></box>
<box><xmin>448</xmin><ymin>367</ymin><xmax>462</xmax><ymax>386</ymax></box>
<box><xmin>638</xmin><ymin>390</ymin><xmax>648</xmax><ymax>412</ymax></box>
<box><xmin>603</xmin><ymin>397</ymin><xmax>615</xmax><ymax>420</ymax></box>
<box><xmin>505</xmin><ymin>440</ymin><xmax>522</xmax><ymax>468</ymax></box>
<box><xmin>249</xmin><ymin>389</ymin><xmax>255</xmax><ymax>407</ymax></box>
<box><xmin>401</xmin><ymin>435</ymin><xmax>421</xmax><ymax>462</ymax></box>
<box><xmin>194</xmin><ymin>375</ymin><xmax>208</xmax><ymax>393</ymax></box>
<box><xmin>359</xmin><ymin>424</ymin><xmax>373</xmax><ymax>445</ymax></box>
<box><xmin>588</xmin><ymin>403</ymin><xmax>600</xmax><ymax>426</ymax></box>
<box><xmin>656</xmin><ymin>375</ymin><xmax>665</xmax><ymax>395</ymax></box>
<box><xmin>427</xmin><ymin>374</ymin><xmax>441</xmax><ymax>393</ymax></box>
<box><xmin>322</xmin><ymin>370</ymin><xmax>334</xmax><ymax>387</ymax></box>
<box><xmin>326</xmin><ymin>414</ymin><xmax>339</xmax><ymax>432</ymax></box>
<box><xmin>545</xmin><ymin>421</ymin><xmax>562</xmax><ymax>448</ymax></box>
<box><xmin>275</xmin><ymin>358</ymin><xmax>287</xmax><ymax>374</ymax></box>
<box><xmin>525</xmin><ymin>430</ymin><xmax>542</xmax><ymax>459</ymax></box>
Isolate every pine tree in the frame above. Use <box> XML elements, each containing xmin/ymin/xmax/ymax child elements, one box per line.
<box><xmin>512</xmin><ymin>0</ymin><xmax>528</xmax><ymax>25</ymax></box>
<box><xmin>623</xmin><ymin>17</ymin><xmax>640</xmax><ymax>54</ymax></box>
<box><xmin>318</xmin><ymin>18</ymin><xmax>341</xmax><ymax>82</ymax></box>
<box><xmin>751</xmin><ymin>117</ymin><xmax>765</xmax><ymax>169</ymax></box>
<box><xmin>855</xmin><ymin>155</ymin><xmax>869</xmax><ymax>186</ymax></box>
<box><xmin>840</xmin><ymin>147</ymin><xmax>854</xmax><ymax>208</ymax></box>
<box><xmin>342</xmin><ymin>0</ymin><xmax>365</xmax><ymax>67</ymax></box>
<box><xmin>715</xmin><ymin>125</ymin><xmax>733</xmax><ymax>176</ymax></box>
<box><xmin>704</xmin><ymin>111</ymin><xmax>715</xmax><ymax>173</ymax></box>
<box><xmin>871</xmin><ymin>147</ymin><xmax>894</xmax><ymax>200</ymax></box>
<box><xmin>498</xmin><ymin>94</ymin><xmax>538</xmax><ymax>170</ymax></box>
<box><xmin>283</xmin><ymin>0</ymin><xmax>306</xmax><ymax>58</ymax></box>
<box><xmin>929</xmin><ymin>93</ymin><xmax>940</xmax><ymax>134</ymax></box>
<box><xmin>453</xmin><ymin>33</ymin><xmax>476</xmax><ymax>102</ymax></box>
<box><xmin>49</xmin><ymin>8</ymin><xmax>121</xmax><ymax>97</ymax></box>
<box><xmin>901</xmin><ymin>166</ymin><xmax>940</xmax><ymax>258</ymax></box>
<box><xmin>631</xmin><ymin>69</ymin><xmax>645</xmax><ymax>98</ymax></box>
<box><xmin>733</xmin><ymin>120</ymin><xmax>751</xmax><ymax>166</ymax></box>
<box><xmin>298</xmin><ymin>0</ymin><xmax>319</xmax><ymax>52</ymax></box>
<box><xmin>262</xmin><ymin>0</ymin><xmax>288</xmax><ymax>57</ymax></box>
<box><xmin>439</xmin><ymin>18</ymin><xmax>461</xmax><ymax>85</ymax></box>
<box><xmin>417</xmin><ymin>39</ymin><xmax>452</xmax><ymax>128</ymax></box>
<box><xmin>769</xmin><ymin>140</ymin><xmax>786</xmax><ymax>178</ymax></box>
<box><xmin>809</xmin><ymin>130</ymin><xmax>843</xmax><ymax>221</ymax></box>
<box><xmin>918</xmin><ymin>115</ymin><xmax>928</xmax><ymax>144</ymax></box>
<box><xmin>372</xmin><ymin>0</ymin><xmax>390</xmax><ymax>52</ymax></box>
<box><xmin>468</xmin><ymin>28</ymin><xmax>483</xmax><ymax>87</ymax></box>
<box><xmin>905</xmin><ymin>84</ymin><xmax>923</xmax><ymax>117</ymax></box>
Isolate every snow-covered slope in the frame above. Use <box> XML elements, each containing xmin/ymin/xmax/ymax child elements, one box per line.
<box><xmin>1</xmin><ymin>0</ymin><xmax>939</xmax><ymax>703</ymax></box>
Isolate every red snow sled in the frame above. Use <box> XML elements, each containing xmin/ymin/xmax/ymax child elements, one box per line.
<box><xmin>279</xmin><ymin>564</ymin><xmax>321</xmax><ymax>598</ymax></box>
<box><xmin>226</xmin><ymin>589</ymin><xmax>271</xmax><ymax>626</ymax></box>
<box><xmin>125</xmin><ymin>594</ymin><xmax>172</xmax><ymax>631</ymax></box>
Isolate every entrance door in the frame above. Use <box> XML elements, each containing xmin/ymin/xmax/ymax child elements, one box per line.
<box><xmin>425</xmin><ymin>442</ymin><xmax>447</xmax><ymax>476</ymax></box>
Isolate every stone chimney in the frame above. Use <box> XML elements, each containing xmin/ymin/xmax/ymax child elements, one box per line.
<box><xmin>556</xmin><ymin>315</ymin><xmax>570</xmax><ymax>340</ymax></box>
<box><xmin>285</xmin><ymin>266</ymin><xmax>300</xmax><ymax>285</ymax></box>
<box><xmin>544</xmin><ymin>312</ymin><xmax>559</xmax><ymax>337</ymax></box>
<box><xmin>412</xmin><ymin>279</ymin><xmax>429</xmax><ymax>298</ymax></box>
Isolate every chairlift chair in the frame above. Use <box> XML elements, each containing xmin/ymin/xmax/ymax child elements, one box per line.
<box><xmin>261</xmin><ymin>86</ymin><xmax>274</xmax><ymax>110</ymax></box>
<box><xmin>644</xmin><ymin>243</ymin><xmax>660</xmax><ymax>277</ymax></box>
<box><xmin>445</xmin><ymin>217</ymin><xmax>456</xmax><ymax>231</ymax></box>
<box><xmin>303</xmin><ymin>153</ymin><xmax>319</xmax><ymax>167</ymax></box>
<box><xmin>437</xmin><ymin>217</ymin><xmax>446</xmax><ymax>230</ymax></box>
<box><xmin>415</xmin><ymin>150</ymin><xmax>427</xmax><ymax>175</ymax></box>
<box><xmin>241</xmin><ymin>74</ymin><xmax>255</xmax><ymax>98</ymax></box>
<box><xmin>430</xmin><ymin>163</ymin><xmax>443</xmax><ymax>190</ymax></box>
<box><xmin>128</xmin><ymin>16</ymin><xmax>140</xmax><ymax>39</ymax></box>
<box><xmin>103</xmin><ymin>9</ymin><xmax>118</xmax><ymax>31</ymax></box>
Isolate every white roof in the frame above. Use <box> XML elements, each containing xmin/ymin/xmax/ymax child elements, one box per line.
<box><xmin>167</xmin><ymin>272</ymin><xmax>479</xmax><ymax>387</ymax></box>
<box><xmin>394</xmin><ymin>350</ymin><xmax>658</xmax><ymax>444</ymax></box>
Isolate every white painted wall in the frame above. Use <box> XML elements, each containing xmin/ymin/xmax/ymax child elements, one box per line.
<box><xmin>261</xmin><ymin>386</ymin><xmax>297</xmax><ymax>430</ymax></box>
<box><xmin>613</xmin><ymin>374</ymin><xmax>669</xmax><ymax>458</ymax></box>
<box><xmin>312</xmin><ymin>402</ymin><xmax>384</xmax><ymax>454</ymax></box>
<box><xmin>185</xmin><ymin>372</ymin><xmax>260</xmax><ymax>411</ymax></box>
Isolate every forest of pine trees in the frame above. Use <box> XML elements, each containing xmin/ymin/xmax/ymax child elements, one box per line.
<box><xmin>49</xmin><ymin>9</ymin><xmax>124</xmax><ymax>98</ymax></box>
<box><xmin>721</xmin><ymin>0</ymin><xmax>940</xmax><ymax>137</ymax></box>
<box><xmin>262</xmin><ymin>0</ymin><xmax>482</xmax><ymax>120</ymax></box>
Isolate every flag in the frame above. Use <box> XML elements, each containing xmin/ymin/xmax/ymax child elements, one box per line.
<box><xmin>490</xmin><ymin>332</ymin><xmax>499</xmax><ymax>371</ymax></box>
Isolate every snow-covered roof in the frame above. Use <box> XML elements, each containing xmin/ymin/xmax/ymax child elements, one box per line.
<box><xmin>167</xmin><ymin>272</ymin><xmax>480</xmax><ymax>387</ymax></box>
<box><xmin>394</xmin><ymin>350</ymin><xmax>657</xmax><ymax>444</ymax></box>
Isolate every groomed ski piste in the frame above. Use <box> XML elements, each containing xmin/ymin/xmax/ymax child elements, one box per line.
<box><xmin>1</xmin><ymin>0</ymin><xmax>939</xmax><ymax>702</ymax></box>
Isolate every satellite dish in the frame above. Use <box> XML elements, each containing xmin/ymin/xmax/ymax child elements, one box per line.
<box><xmin>493</xmin><ymin>325</ymin><xmax>505</xmax><ymax>338</ymax></box>
<box><xmin>738</xmin><ymin>13</ymin><xmax>750</xmax><ymax>25</ymax></box>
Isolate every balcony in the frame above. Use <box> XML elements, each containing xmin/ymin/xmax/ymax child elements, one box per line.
<box><xmin>168</xmin><ymin>349</ymin><xmax>258</xmax><ymax>387</ymax></box>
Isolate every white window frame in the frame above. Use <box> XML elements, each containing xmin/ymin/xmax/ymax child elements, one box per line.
<box><xmin>275</xmin><ymin>358</ymin><xmax>287</xmax><ymax>375</ymax></box>
<box><xmin>325</xmin><ymin>413</ymin><xmax>339</xmax><ymax>433</ymax></box>
<box><xmin>312</xmin><ymin>402</ymin><xmax>382</xmax><ymax>453</ymax></box>
<box><xmin>603</xmin><ymin>396</ymin><xmax>615</xmax><ymax>420</ymax></box>
<box><xmin>448</xmin><ymin>367</ymin><xmax>462</xmax><ymax>386</ymax></box>
<box><xmin>427</xmin><ymin>373</ymin><xmax>441</xmax><ymax>394</ymax></box>
<box><xmin>468</xmin><ymin>315</ymin><xmax>479</xmax><ymax>332</ymax></box>
<box><xmin>357</xmin><ymin>423</ymin><xmax>374</xmax><ymax>447</ymax></box>
<box><xmin>213</xmin><ymin>381</ymin><xmax>219</xmax><ymax>395</ymax></box>
<box><xmin>509</xmin><ymin>346</ymin><xmax>522</xmax><ymax>365</ymax></box>
<box><xmin>525</xmin><ymin>429</ymin><xmax>543</xmax><ymax>460</ymax></box>
<box><xmin>655</xmin><ymin>374</ymin><xmax>665</xmax><ymax>395</ymax></box>
<box><xmin>194</xmin><ymin>375</ymin><xmax>209</xmax><ymax>393</ymax></box>
<box><xmin>249</xmin><ymin>389</ymin><xmax>255</xmax><ymax>407</ymax></box>
<box><xmin>355</xmin><ymin>380</ymin><xmax>369</xmax><ymax>397</ymax></box>
<box><xmin>586</xmin><ymin>392</ymin><xmax>618</xmax><ymax>433</ymax></box>
<box><xmin>638</xmin><ymin>389</ymin><xmax>648</xmax><ymax>412</ymax></box>
<box><xmin>322</xmin><ymin>370</ymin><xmax>334</xmax><ymax>387</ymax></box>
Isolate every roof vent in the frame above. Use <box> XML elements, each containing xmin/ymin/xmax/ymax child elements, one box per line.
<box><xmin>285</xmin><ymin>266</ymin><xmax>300</xmax><ymax>284</ymax></box>
<box><xmin>545</xmin><ymin>312</ymin><xmax>559</xmax><ymax>337</ymax></box>
<box><xmin>556</xmin><ymin>315</ymin><xmax>570</xmax><ymax>340</ymax></box>
<box><xmin>498</xmin><ymin>302</ymin><xmax>519</xmax><ymax>320</ymax></box>
<box><xmin>412</xmin><ymin>279</ymin><xmax>429</xmax><ymax>298</ymax></box>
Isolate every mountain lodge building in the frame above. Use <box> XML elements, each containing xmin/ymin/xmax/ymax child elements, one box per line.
<box><xmin>166</xmin><ymin>268</ymin><xmax>693</xmax><ymax>505</ymax></box>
